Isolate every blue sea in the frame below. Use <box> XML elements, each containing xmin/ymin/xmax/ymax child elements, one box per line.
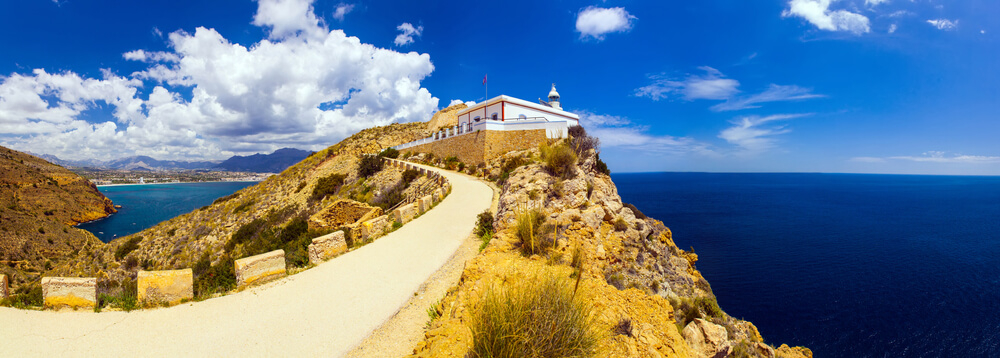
<box><xmin>612</xmin><ymin>172</ymin><xmax>1000</xmax><ymax>358</ymax></box>
<box><xmin>77</xmin><ymin>182</ymin><xmax>257</xmax><ymax>243</ymax></box>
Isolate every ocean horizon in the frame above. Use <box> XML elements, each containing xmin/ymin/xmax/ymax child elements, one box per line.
<box><xmin>613</xmin><ymin>172</ymin><xmax>1000</xmax><ymax>357</ymax></box>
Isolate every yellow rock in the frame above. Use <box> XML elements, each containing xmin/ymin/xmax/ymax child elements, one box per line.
<box><xmin>137</xmin><ymin>269</ymin><xmax>194</xmax><ymax>305</ymax></box>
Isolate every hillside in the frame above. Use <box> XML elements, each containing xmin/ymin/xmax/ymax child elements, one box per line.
<box><xmin>0</xmin><ymin>146</ymin><xmax>115</xmax><ymax>287</ymax></box>
<box><xmin>214</xmin><ymin>148</ymin><xmax>312</xmax><ymax>172</ymax></box>
<box><xmin>48</xmin><ymin>123</ymin><xmax>433</xmax><ymax>294</ymax></box>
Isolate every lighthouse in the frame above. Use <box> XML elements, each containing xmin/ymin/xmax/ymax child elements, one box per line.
<box><xmin>547</xmin><ymin>84</ymin><xmax>561</xmax><ymax>110</ymax></box>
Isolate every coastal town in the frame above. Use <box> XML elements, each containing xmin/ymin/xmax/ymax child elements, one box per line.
<box><xmin>73</xmin><ymin>168</ymin><xmax>274</xmax><ymax>185</ymax></box>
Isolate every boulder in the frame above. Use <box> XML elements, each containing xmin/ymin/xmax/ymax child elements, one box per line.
<box><xmin>137</xmin><ymin>269</ymin><xmax>194</xmax><ymax>305</ymax></box>
<box><xmin>235</xmin><ymin>250</ymin><xmax>287</xmax><ymax>288</ymax></box>
<box><xmin>42</xmin><ymin>277</ymin><xmax>97</xmax><ymax>309</ymax></box>
<box><xmin>682</xmin><ymin>318</ymin><xmax>730</xmax><ymax>358</ymax></box>
<box><xmin>308</xmin><ymin>231</ymin><xmax>348</xmax><ymax>264</ymax></box>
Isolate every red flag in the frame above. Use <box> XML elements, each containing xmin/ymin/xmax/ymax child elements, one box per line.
<box><xmin>483</xmin><ymin>74</ymin><xmax>487</xmax><ymax>85</ymax></box>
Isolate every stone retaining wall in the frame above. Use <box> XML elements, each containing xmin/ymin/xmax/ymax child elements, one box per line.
<box><xmin>401</xmin><ymin>129</ymin><xmax>547</xmax><ymax>165</ymax></box>
<box><xmin>235</xmin><ymin>250</ymin><xmax>287</xmax><ymax>288</ymax></box>
<box><xmin>308</xmin><ymin>231</ymin><xmax>348</xmax><ymax>264</ymax></box>
<box><xmin>138</xmin><ymin>269</ymin><xmax>194</xmax><ymax>305</ymax></box>
<box><xmin>42</xmin><ymin>277</ymin><xmax>97</xmax><ymax>309</ymax></box>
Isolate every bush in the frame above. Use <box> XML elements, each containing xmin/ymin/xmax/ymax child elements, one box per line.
<box><xmin>213</xmin><ymin>192</ymin><xmax>240</xmax><ymax>205</ymax></box>
<box><xmin>98</xmin><ymin>279</ymin><xmax>138</xmax><ymax>311</ymax></box>
<box><xmin>311</xmin><ymin>173</ymin><xmax>346</xmax><ymax>201</ymax></box>
<box><xmin>373</xmin><ymin>182</ymin><xmax>406</xmax><ymax>210</ymax></box>
<box><xmin>541</xmin><ymin>143</ymin><xmax>577</xmax><ymax>179</ymax></box>
<box><xmin>232</xmin><ymin>199</ymin><xmax>255</xmax><ymax>214</ymax></box>
<box><xmin>357</xmin><ymin>155</ymin><xmax>384</xmax><ymax>178</ymax></box>
<box><xmin>623</xmin><ymin>203</ymin><xmax>646</xmax><ymax>220</ymax></box>
<box><xmin>1</xmin><ymin>282</ymin><xmax>43</xmax><ymax>308</ymax></box>
<box><xmin>468</xmin><ymin>271</ymin><xmax>597</xmax><ymax>358</ymax></box>
<box><xmin>594</xmin><ymin>154</ymin><xmax>610</xmax><ymax>176</ymax></box>
<box><xmin>193</xmin><ymin>253</ymin><xmax>236</xmax><ymax>298</ymax></box>
<box><xmin>401</xmin><ymin>169</ymin><xmax>421</xmax><ymax>186</ymax></box>
<box><xmin>568</xmin><ymin>125</ymin><xmax>601</xmax><ymax>158</ymax></box>
<box><xmin>515</xmin><ymin>208</ymin><xmax>554</xmax><ymax>256</ymax></box>
<box><xmin>475</xmin><ymin>210</ymin><xmax>494</xmax><ymax>237</ymax></box>
<box><xmin>378</xmin><ymin>147</ymin><xmax>400</xmax><ymax>159</ymax></box>
<box><xmin>613</xmin><ymin>217</ymin><xmax>629</xmax><ymax>232</ymax></box>
<box><xmin>115</xmin><ymin>236</ymin><xmax>142</xmax><ymax>260</ymax></box>
<box><xmin>444</xmin><ymin>156</ymin><xmax>460</xmax><ymax>170</ymax></box>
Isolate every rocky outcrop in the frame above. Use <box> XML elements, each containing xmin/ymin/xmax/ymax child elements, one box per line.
<box><xmin>425</xmin><ymin>103</ymin><xmax>467</xmax><ymax>132</ymax></box>
<box><xmin>410</xmin><ymin>142</ymin><xmax>811</xmax><ymax>357</ymax></box>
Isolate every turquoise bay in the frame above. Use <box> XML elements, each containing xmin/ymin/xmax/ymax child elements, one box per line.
<box><xmin>78</xmin><ymin>182</ymin><xmax>257</xmax><ymax>243</ymax></box>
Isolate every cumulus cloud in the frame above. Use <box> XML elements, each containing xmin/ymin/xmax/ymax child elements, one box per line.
<box><xmin>448</xmin><ymin>99</ymin><xmax>476</xmax><ymax>107</ymax></box>
<box><xmin>332</xmin><ymin>3</ymin><xmax>354</xmax><ymax>21</ymax></box>
<box><xmin>718</xmin><ymin>114</ymin><xmax>809</xmax><ymax>153</ymax></box>
<box><xmin>577</xmin><ymin>112</ymin><xmax>716</xmax><ymax>156</ymax></box>
<box><xmin>782</xmin><ymin>0</ymin><xmax>871</xmax><ymax>35</ymax></box>
<box><xmin>0</xmin><ymin>0</ymin><xmax>440</xmax><ymax>161</ymax></box>
<box><xmin>635</xmin><ymin>67</ymin><xmax>740</xmax><ymax>101</ymax></box>
<box><xmin>711</xmin><ymin>84</ymin><xmax>824</xmax><ymax>112</ymax></box>
<box><xmin>888</xmin><ymin>24</ymin><xmax>897</xmax><ymax>34</ymax></box>
<box><xmin>575</xmin><ymin>6</ymin><xmax>636</xmax><ymax>41</ymax></box>
<box><xmin>394</xmin><ymin>23</ymin><xmax>423</xmax><ymax>46</ymax></box>
<box><xmin>927</xmin><ymin>19</ymin><xmax>958</xmax><ymax>31</ymax></box>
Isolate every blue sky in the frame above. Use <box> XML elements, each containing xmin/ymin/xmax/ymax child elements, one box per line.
<box><xmin>0</xmin><ymin>0</ymin><xmax>996</xmax><ymax>174</ymax></box>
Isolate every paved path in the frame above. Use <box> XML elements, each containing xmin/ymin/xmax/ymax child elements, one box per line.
<box><xmin>0</xmin><ymin>163</ymin><xmax>492</xmax><ymax>357</ymax></box>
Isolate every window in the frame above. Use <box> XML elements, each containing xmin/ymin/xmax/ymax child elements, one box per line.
<box><xmin>474</xmin><ymin>116</ymin><xmax>481</xmax><ymax>122</ymax></box>
<box><xmin>491</xmin><ymin>112</ymin><xmax>498</xmax><ymax>120</ymax></box>
<box><xmin>518</xmin><ymin>114</ymin><xmax>526</xmax><ymax>120</ymax></box>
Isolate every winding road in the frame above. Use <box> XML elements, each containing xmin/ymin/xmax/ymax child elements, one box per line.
<box><xmin>0</xmin><ymin>162</ymin><xmax>492</xmax><ymax>357</ymax></box>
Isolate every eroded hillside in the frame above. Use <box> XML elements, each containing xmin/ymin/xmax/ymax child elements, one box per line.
<box><xmin>0</xmin><ymin>146</ymin><xmax>116</xmax><ymax>287</ymax></box>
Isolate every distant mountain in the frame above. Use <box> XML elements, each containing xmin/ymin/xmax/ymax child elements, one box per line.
<box><xmin>214</xmin><ymin>148</ymin><xmax>313</xmax><ymax>173</ymax></box>
<box><xmin>29</xmin><ymin>148</ymin><xmax>310</xmax><ymax>173</ymax></box>
<box><xmin>103</xmin><ymin>156</ymin><xmax>219</xmax><ymax>171</ymax></box>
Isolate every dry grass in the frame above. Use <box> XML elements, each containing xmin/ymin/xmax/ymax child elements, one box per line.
<box><xmin>468</xmin><ymin>270</ymin><xmax>598</xmax><ymax>358</ymax></box>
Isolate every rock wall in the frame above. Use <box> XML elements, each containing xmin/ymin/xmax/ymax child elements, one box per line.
<box><xmin>137</xmin><ymin>269</ymin><xmax>194</xmax><ymax>305</ymax></box>
<box><xmin>41</xmin><ymin>277</ymin><xmax>97</xmax><ymax>309</ymax></box>
<box><xmin>309</xmin><ymin>199</ymin><xmax>382</xmax><ymax>231</ymax></box>
<box><xmin>234</xmin><ymin>250</ymin><xmax>287</xmax><ymax>288</ymax></box>
<box><xmin>402</xmin><ymin>129</ymin><xmax>547</xmax><ymax>165</ymax></box>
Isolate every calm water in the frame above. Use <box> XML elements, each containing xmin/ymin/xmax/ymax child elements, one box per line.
<box><xmin>612</xmin><ymin>172</ymin><xmax>1000</xmax><ymax>358</ymax></box>
<box><xmin>78</xmin><ymin>182</ymin><xmax>257</xmax><ymax>243</ymax></box>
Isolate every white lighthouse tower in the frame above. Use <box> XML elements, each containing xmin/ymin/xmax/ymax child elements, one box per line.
<box><xmin>548</xmin><ymin>84</ymin><xmax>561</xmax><ymax>110</ymax></box>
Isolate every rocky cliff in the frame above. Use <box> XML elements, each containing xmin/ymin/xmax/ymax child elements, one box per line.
<box><xmin>0</xmin><ymin>146</ymin><xmax>116</xmax><ymax>286</ymax></box>
<box><xmin>407</xmin><ymin>134</ymin><xmax>812</xmax><ymax>357</ymax></box>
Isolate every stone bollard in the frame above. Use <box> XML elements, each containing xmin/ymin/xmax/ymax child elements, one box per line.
<box><xmin>235</xmin><ymin>250</ymin><xmax>287</xmax><ymax>288</ymax></box>
<box><xmin>393</xmin><ymin>203</ymin><xmax>417</xmax><ymax>224</ymax></box>
<box><xmin>433</xmin><ymin>188</ymin><xmax>444</xmax><ymax>203</ymax></box>
<box><xmin>137</xmin><ymin>269</ymin><xmax>194</xmax><ymax>305</ymax></box>
<box><xmin>1</xmin><ymin>274</ymin><xmax>7</xmax><ymax>299</ymax></box>
<box><xmin>308</xmin><ymin>231</ymin><xmax>347</xmax><ymax>264</ymax></box>
<box><xmin>42</xmin><ymin>277</ymin><xmax>97</xmax><ymax>309</ymax></box>
<box><xmin>419</xmin><ymin>195</ymin><xmax>433</xmax><ymax>213</ymax></box>
<box><xmin>361</xmin><ymin>215</ymin><xmax>390</xmax><ymax>241</ymax></box>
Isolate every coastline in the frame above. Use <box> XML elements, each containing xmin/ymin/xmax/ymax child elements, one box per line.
<box><xmin>96</xmin><ymin>180</ymin><xmax>261</xmax><ymax>188</ymax></box>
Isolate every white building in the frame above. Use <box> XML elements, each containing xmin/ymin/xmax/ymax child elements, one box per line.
<box><xmin>453</xmin><ymin>84</ymin><xmax>579</xmax><ymax>139</ymax></box>
<box><xmin>393</xmin><ymin>85</ymin><xmax>580</xmax><ymax>151</ymax></box>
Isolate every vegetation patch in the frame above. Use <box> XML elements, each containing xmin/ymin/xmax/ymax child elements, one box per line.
<box><xmin>357</xmin><ymin>155</ymin><xmax>384</xmax><ymax>178</ymax></box>
<box><xmin>114</xmin><ymin>236</ymin><xmax>142</xmax><ymax>261</ymax></box>
<box><xmin>378</xmin><ymin>147</ymin><xmax>400</xmax><ymax>159</ymax></box>
<box><xmin>468</xmin><ymin>271</ymin><xmax>597</xmax><ymax>358</ymax></box>
<box><xmin>515</xmin><ymin>208</ymin><xmax>554</xmax><ymax>256</ymax></box>
<box><xmin>311</xmin><ymin>173</ymin><xmax>346</xmax><ymax>201</ymax></box>
<box><xmin>1</xmin><ymin>282</ymin><xmax>42</xmax><ymax>308</ymax></box>
<box><xmin>540</xmin><ymin>142</ymin><xmax>577</xmax><ymax>179</ymax></box>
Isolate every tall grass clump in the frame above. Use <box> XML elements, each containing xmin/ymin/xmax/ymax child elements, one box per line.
<box><xmin>540</xmin><ymin>142</ymin><xmax>577</xmax><ymax>179</ymax></box>
<box><xmin>468</xmin><ymin>271</ymin><xmax>597</xmax><ymax>358</ymax></box>
<box><xmin>515</xmin><ymin>207</ymin><xmax>554</xmax><ymax>256</ymax></box>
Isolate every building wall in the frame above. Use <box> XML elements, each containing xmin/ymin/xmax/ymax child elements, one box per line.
<box><xmin>401</xmin><ymin>129</ymin><xmax>547</xmax><ymax>165</ymax></box>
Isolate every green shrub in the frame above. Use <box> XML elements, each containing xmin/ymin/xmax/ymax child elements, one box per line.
<box><xmin>515</xmin><ymin>208</ymin><xmax>554</xmax><ymax>256</ymax></box>
<box><xmin>373</xmin><ymin>182</ymin><xmax>406</xmax><ymax>210</ymax></box>
<box><xmin>378</xmin><ymin>147</ymin><xmax>400</xmax><ymax>159</ymax></box>
<box><xmin>358</xmin><ymin>156</ymin><xmax>383</xmax><ymax>178</ymax></box>
<box><xmin>401</xmin><ymin>169</ymin><xmax>421</xmax><ymax>186</ymax></box>
<box><xmin>613</xmin><ymin>217</ymin><xmax>628</xmax><ymax>232</ymax></box>
<box><xmin>98</xmin><ymin>279</ymin><xmax>138</xmax><ymax>311</ymax></box>
<box><xmin>311</xmin><ymin>173</ymin><xmax>346</xmax><ymax>201</ymax></box>
<box><xmin>233</xmin><ymin>199</ymin><xmax>255</xmax><ymax>214</ymax></box>
<box><xmin>594</xmin><ymin>154</ymin><xmax>610</xmax><ymax>176</ymax></box>
<box><xmin>213</xmin><ymin>192</ymin><xmax>240</xmax><ymax>205</ymax></box>
<box><xmin>295</xmin><ymin>181</ymin><xmax>307</xmax><ymax>193</ymax></box>
<box><xmin>194</xmin><ymin>253</ymin><xmax>236</xmax><ymax>298</ymax></box>
<box><xmin>475</xmin><ymin>210</ymin><xmax>494</xmax><ymax>237</ymax></box>
<box><xmin>541</xmin><ymin>143</ymin><xmax>577</xmax><ymax>179</ymax></box>
<box><xmin>468</xmin><ymin>271</ymin><xmax>597</xmax><ymax>358</ymax></box>
<box><xmin>1</xmin><ymin>282</ymin><xmax>43</xmax><ymax>308</ymax></box>
<box><xmin>115</xmin><ymin>236</ymin><xmax>142</xmax><ymax>260</ymax></box>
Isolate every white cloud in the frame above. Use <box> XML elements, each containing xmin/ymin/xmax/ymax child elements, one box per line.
<box><xmin>927</xmin><ymin>19</ymin><xmax>958</xmax><ymax>31</ymax></box>
<box><xmin>394</xmin><ymin>23</ymin><xmax>423</xmax><ymax>46</ymax></box>
<box><xmin>332</xmin><ymin>3</ymin><xmax>354</xmax><ymax>21</ymax></box>
<box><xmin>782</xmin><ymin>0</ymin><xmax>871</xmax><ymax>35</ymax></box>
<box><xmin>718</xmin><ymin>114</ymin><xmax>808</xmax><ymax>153</ymax></box>
<box><xmin>849</xmin><ymin>157</ymin><xmax>886</xmax><ymax>163</ymax></box>
<box><xmin>888</xmin><ymin>24</ymin><xmax>897</xmax><ymax>33</ymax></box>
<box><xmin>575</xmin><ymin>6</ymin><xmax>636</xmax><ymax>41</ymax></box>
<box><xmin>447</xmin><ymin>99</ymin><xmax>476</xmax><ymax>107</ymax></box>
<box><xmin>635</xmin><ymin>67</ymin><xmax>740</xmax><ymax>101</ymax></box>
<box><xmin>1</xmin><ymin>0</ymin><xmax>440</xmax><ymax>161</ymax></box>
<box><xmin>577</xmin><ymin>111</ymin><xmax>716</xmax><ymax>156</ymax></box>
<box><xmin>889</xmin><ymin>151</ymin><xmax>1000</xmax><ymax>163</ymax></box>
<box><xmin>711</xmin><ymin>84</ymin><xmax>824</xmax><ymax>112</ymax></box>
<box><xmin>253</xmin><ymin>0</ymin><xmax>326</xmax><ymax>40</ymax></box>
<box><xmin>865</xmin><ymin>0</ymin><xmax>889</xmax><ymax>6</ymax></box>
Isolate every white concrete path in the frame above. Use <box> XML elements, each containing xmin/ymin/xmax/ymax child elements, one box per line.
<box><xmin>0</xmin><ymin>162</ymin><xmax>492</xmax><ymax>357</ymax></box>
